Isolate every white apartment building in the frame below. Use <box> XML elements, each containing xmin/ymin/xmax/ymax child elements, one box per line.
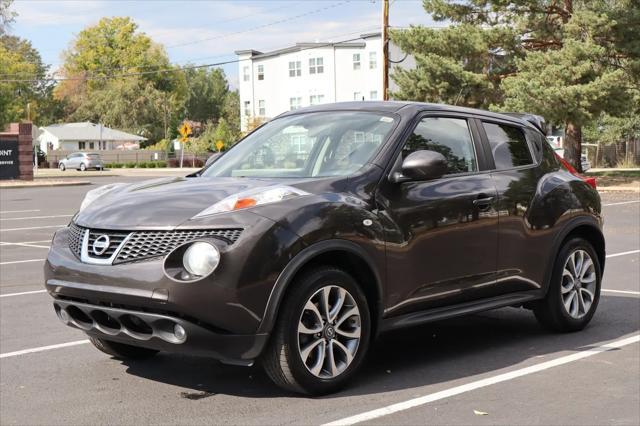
<box><xmin>236</xmin><ymin>32</ymin><xmax>410</xmax><ymax>131</ymax></box>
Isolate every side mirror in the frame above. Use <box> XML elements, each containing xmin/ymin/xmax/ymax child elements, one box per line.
<box><xmin>390</xmin><ymin>150</ymin><xmax>448</xmax><ymax>183</ymax></box>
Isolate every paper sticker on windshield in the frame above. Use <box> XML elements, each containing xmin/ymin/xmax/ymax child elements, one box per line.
<box><xmin>379</xmin><ymin>117</ymin><xmax>394</xmax><ymax>123</ymax></box>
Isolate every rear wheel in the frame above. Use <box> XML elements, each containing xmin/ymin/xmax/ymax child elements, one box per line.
<box><xmin>534</xmin><ymin>238</ymin><xmax>601</xmax><ymax>332</ymax></box>
<box><xmin>263</xmin><ymin>266</ymin><xmax>371</xmax><ymax>395</ymax></box>
<box><xmin>89</xmin><ymin>336</ymin><xmax>158</xmax><ymax>360</ymax></box>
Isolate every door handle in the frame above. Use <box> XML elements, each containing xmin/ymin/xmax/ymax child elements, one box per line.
<box><xmin>473</xmin><ymin>196</ymin><xmax>494</xmax><ymax>210</ymax></box>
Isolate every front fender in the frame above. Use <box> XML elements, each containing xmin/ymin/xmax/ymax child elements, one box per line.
<box><xmin>256</xmin><ymin>238</ymin><xmax>385</xmax><ymax>334</ymax></box>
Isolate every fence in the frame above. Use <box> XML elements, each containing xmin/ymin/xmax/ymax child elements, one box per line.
<box><xmin>44</xmin><ymin>150</ymin><xmax>210</xmax><ymax>168</ymax></box>
<box><xmin>590</xmin><ymin>140</ymin><xmax>640</xmax><ymax>168</ymax></box>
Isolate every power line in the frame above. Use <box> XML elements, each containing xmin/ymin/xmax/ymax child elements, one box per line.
<box><xmin>0</xmin><ymin>35</ymin><xmax>374</xmax><ymax>83</ymax></box>
<box><xmin>1</xmin><ymin>24</ymin><xmax>380</xmax><ymax>80</ymax></box>
<box><xmin>0</xmin><ymin>1</ymin><xmax>351</xmax><ymax>78</ymax></box>
<box><xmin>165</xmin><ymin>0</ymin><xmax>351</xmax><ymax>49</ymax></box>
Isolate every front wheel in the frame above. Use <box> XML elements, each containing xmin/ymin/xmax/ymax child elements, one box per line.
<box><xmin>89</xmin><ymin>337</ymin><xmax>158</xmax><ymax>360</ymax></box>
<box><xmin>59</xmin><ymin>163</ymin><xmax>66</xmax><ymax>171</ymax></box>
<box><xmin>263</xmin><ymin>267</ymin><xmax>371</xmax><ymax>395</ymax></box>
<box><xmin>80</xmin><ymin>163</ymin><xmax>87</xmax><ymax>171</ymax></box>
<box><xmin>534</xmin><ymin>238</ymin><xmax>602</xmax><ymax>332</ymax></box>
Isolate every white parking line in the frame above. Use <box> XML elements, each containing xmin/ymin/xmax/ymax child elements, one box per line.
<box><xmin>602</xmin><ymin>289</ymin><xmax>640</xmax><ymax>296</ymax></box>
<box><xmin>603</xmin><ymin>200</ymin><xmax>640</xmax><ymax>207</ymax></box>
<box><xmin>323</xmin><ymin>334</ymin><xmax>640</xmax><ymax>426</ymax></box>
<box><xmin>0</xmin><ymin>209</ymin><xmax>40</xmax><ymax>214</ymax></box>
<box><xmin>0</xmin><ymin>242</ymin><xmax>50</xmax><ymax>249</ymax></box>
<box><xmin>0</xmin><ymin>340</ymin><xmax>90</xmax><ymax>359</ymax></box>
<box><xmin>0</xmin><ymin>259</ymin><xmax>46</xmax><ymax>265</ymax></box>
<box><xmin>606</xmin><ymin>249</ymin><xmax>640</xmax><ymax>258</ymax></box>
<box><xmin>0</xmin><ymin>290</ymin><xmax>47</xmax><ymax>298</ymax></box>
<box><xmin>0</xmin><ymin>225</ymin><xmax>65</xmax><ymax>232</ymax></box>
<box><xmin>0</xmin><ymin>214</ymin><xmax>73</xmax><ymax>221</ymax></box>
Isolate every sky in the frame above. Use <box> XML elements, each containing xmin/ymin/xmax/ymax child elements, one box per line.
<box><xmin>8</xmin><ymin>0</ymin><xmax>440</xmax><ymax>87</ymax></box>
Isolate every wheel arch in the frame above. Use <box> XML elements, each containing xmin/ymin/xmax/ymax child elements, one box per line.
<box><xmin>542</xmin><ymin>217</ymin><xmax>605</xmax><ymax>296</ymax></box>
<box><xmin>257</xmin><ymin>239</ymin><xmax>384</xmax><ymax>337</ymax></box>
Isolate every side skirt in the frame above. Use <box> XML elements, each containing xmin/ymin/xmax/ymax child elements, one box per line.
<box><xmin>380</xmin><ymin>291</ymin><xmax>542</xmax><ymax>332</ymax></box>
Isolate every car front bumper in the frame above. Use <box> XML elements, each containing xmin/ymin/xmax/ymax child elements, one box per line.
<box><xmin>52</xmin><ymin>297</ymin><xmax>267</xmax><ymax>365</ymax></box>
<box><xmin>44</xmin><ymin>215</ymin><xmax>302</xmax><ymax>364</ymax></box>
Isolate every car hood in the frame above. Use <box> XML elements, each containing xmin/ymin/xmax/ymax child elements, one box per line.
<box><xmin>74</xmin><ymin>176</ymin><xmax>318</xmax><ymax>229</ymax></box>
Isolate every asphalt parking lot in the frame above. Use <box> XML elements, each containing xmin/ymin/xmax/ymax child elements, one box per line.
<box><xmin>1</xmin><ymin>176</ymin><xmax>638</xmax><ymax>425</ymax></box>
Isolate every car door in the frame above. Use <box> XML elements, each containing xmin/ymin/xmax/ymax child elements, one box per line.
<box><xmin>376</xmin><ymin>114</ymin><xmax>500</xmax><ymax>316</ymax></box>
<box><xmin>477</xmin><ymin>119</ymin><xmax>549</xmax><ymax>294</ymax></box>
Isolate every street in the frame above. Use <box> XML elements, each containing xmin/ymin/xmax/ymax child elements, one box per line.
<box><xmin>1</xmin><ymin>176</ymin><xmax>638</xmax><ymax>425</ymax></box>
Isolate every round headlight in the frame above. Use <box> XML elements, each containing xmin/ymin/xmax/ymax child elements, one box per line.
<box><xmin>182</xmin><ymin>242</ymin><xmax>220</xmax><ymax>277</ymax></box>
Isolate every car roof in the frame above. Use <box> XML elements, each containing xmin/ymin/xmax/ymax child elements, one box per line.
<box><xmin>278</xmin><ymin>101</ymin><xmax>540</xmax><ymax>132</ymax></box>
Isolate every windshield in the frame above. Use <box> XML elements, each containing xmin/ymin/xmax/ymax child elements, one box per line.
<box><xmin>202</xmin><ymin>111</ymin><xmax>396</xmax><ymax>178</ymax></box>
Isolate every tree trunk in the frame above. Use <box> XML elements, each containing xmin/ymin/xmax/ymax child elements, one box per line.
<box><xmin>564</xmin><ymin>121</ymin><xmax>583</xmax><ymax>173</ymax></box>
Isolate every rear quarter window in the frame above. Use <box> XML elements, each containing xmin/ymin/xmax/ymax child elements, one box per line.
<box><xmin>483</xmin><ymin>122</ymin><xmax>533</xmax><ymax>169</ymax></box>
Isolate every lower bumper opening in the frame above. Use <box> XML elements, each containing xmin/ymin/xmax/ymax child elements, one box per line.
<box><xmin>52</xmin><ymin>299</ymin><xmax>268</xmax><ymax>365</ymax></box>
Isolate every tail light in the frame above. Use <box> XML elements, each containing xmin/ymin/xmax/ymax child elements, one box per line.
<box><xmin>555</xmin><ymin>153</ymin><xmax>597</xmax><ymax>189</ymax></box>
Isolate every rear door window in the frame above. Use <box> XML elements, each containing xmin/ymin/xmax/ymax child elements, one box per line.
<box><xmin>402</xmin><ymin>117</ymin><xmax>477</xmax><ymax>175</ymax></box>
<box><xmin>482</xmin><ymin>122</ymin><xmax>533</xmax><ymax>169</ymax></box>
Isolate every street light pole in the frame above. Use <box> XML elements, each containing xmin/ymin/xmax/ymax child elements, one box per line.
<box><xmin>382</xmin><ymin>0</ymin><xmax>389</xmax><ymax>101</ymax></box>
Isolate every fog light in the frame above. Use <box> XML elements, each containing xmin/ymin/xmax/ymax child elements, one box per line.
<box><xmin>174</xmin><ymin>324</ymin><xmax>186</xmax><ymax>341</ymax></box>
<box><xmin>182</xmin><ymin>241</ymin><xmax>220</xmax><ymax>277</ymax></box>
<box><xmin>59</xmin><ymin>308</ymin><xmax>70</xmax><ymax>322</ymax></box>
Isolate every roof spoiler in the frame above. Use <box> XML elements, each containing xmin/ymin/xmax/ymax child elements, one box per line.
<box><xmin>500</xmin><ymin>112</ymin><xmax>547</xmax><ymax>134</ymax></box>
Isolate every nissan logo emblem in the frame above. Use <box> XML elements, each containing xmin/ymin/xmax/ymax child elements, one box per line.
<box><xmin>92</xmin><ymin>235</ymin><xmax>110</xmax><ymax>256</ymax></box>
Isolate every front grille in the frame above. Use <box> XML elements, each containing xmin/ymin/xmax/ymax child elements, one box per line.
<box><xmin>68</xmin><ymin>222</ymin><xmax>85</xmax><ymax>259</ymax></box>
<box><xmin>87</xmin><ymin>229</ymin><xmax>130</xmax><ymax>259</ymax></box>
<box><xmin>67</xmin><ymin>223</ymin><xmax>242</xmax><ymax>264</ymax></box>
<box><xmin>114</xmin><ymin>229</ymin><xmax>242</xmax><ymax>264</ymax></box>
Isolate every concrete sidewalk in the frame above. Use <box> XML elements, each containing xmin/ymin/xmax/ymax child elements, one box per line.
<box><xmin>34</xmin><ymin>167</ymin><xmax>200</xmax><ymax>179</ymax></box>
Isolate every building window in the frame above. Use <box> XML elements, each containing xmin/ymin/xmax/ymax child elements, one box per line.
<box><xmin>369</xmin><ymin>52</ymin><xmax>377</xmax><ymax>69</ymax></box>
<box><xmin>244</xmin><ymin>101</ymin><xmax>251</xmax><ymax>117</ymax></box>
<box><xmin>289</xmin><ymin>97</ymin><xmax>302</xmax><ymax>110</ymax></box>
<box><xmin>354</xmin><ymin>92</ymin><xmax>362</xmax><ymax>101</ymax></box>
<box><xmin>89</xmin><ymin>142</ymin><xmax>94</xmax><ymax>149</ymax></box>
<box><xmin>243</xmin><ymin>66</ymin><xmax>250</xmax><ymax>82</ymax></box>
<box><xmin>309</xmin><ymin>94</ymin><xmax>325</xmax><ymax>105</ymax></box>
<box><xmin>258</xmin><ymin>100</ymin><xmax>266</xmax><ymax>116</ymax></box>
<box><xmin>257</xmin><ymin>65</ymin><xmax>264</xmax><ymax>80</ymax></box>
<box><xmin>353</xmin><ymin>53</ymin><xmax>361</xmax><ymax>70</ymax></box>
<box><xmin>289</xmin><ymin>61</ymin><xmax>301</xmax><ymax>77</ymax></box>
<box><xmin>309</xmin><ymin>57</ymin><xmax>324</xmax><ymax>74</ymax></box>
<box><xmin>78</xmin><ymin>142</ymin><xmax>86</xmax><ymax>150</ymax></box>
<box><xmin>370</xmin><ymin>90</ymin><xmax>378</xmax><ymax>100</ymax></box>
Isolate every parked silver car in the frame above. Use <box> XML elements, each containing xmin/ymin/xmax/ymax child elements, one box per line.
<box><xmin>59</xmin><ymin>152</ymin><xmax>104</xmax><ymax>171</ymax></box>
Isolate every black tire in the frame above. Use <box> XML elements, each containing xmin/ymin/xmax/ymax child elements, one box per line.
<box><xmin>534</xmin><ymin>237</ymin><xmax>602</xmax><ymax>332</ymax></box>
<box><xmin>80</xmin><ymin>163</ymin><xmax>86</xmax><ymax>171</ymax></box>
<box><xmin>89</xmin><ymin>336</ymin><xmax>158</xmax><ymax>360</ymax></box>
<box><xmin>262</xmin><ymin>266</ymin><xmax>371</xmax><ymax>395</ymax></box>
<box><xmin>59</xmin><ymin>163</ymin><xmax>65</xmax><ymax>171</ymax></box>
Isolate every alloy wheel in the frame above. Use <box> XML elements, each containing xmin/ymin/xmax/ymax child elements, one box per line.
<box><xmin>561</xmin><ymin>249</ymin><xmax>597</xmax><ymax>319</ymax></box>
<box><xmin>297</xmin><ymin>285</ymin><xmax>361</xmax><ymax>379</ymax></box>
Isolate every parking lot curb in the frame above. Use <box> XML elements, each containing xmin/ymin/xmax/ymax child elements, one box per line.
<box><xmin>598</xmin><ymin>186</ymin><xmax>640</xmax><ymax>193</ymax></box>
<box><xmin>0</xmin><ymin>180</ymin><xmax>92</xmax><ymax>189</ymax></box>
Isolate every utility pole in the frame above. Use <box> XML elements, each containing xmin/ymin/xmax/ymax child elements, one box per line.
<box><xmin>382</xmin><ymin>0</ymin><xmax>389</xmax><ymax>101</ymax></box>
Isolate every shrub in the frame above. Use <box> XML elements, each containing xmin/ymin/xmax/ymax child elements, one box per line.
<box><xmin>125</xmin><ymin>162</ymin><xmax>137</xmax><ymax>168</ymax></box>
<box><xmin>147</xmin><ymin>162</ymin><xmax>157</xmax><ymax>168</ymax></box>
<box><xmin>155</xmin><ymin>160</ymin><xmax>167</xmax><ymax>168</ymax></box>
<box><xmin>138</xmin><ymin>162</ymin><xmax>148</xmax><ymax>168</ymax></box>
